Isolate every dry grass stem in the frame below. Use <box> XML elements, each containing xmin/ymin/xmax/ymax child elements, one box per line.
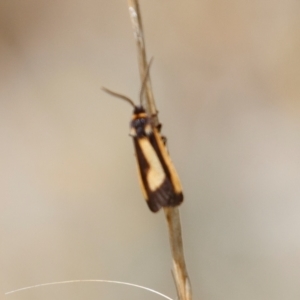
<box><xmin>164</xmin><ymin>207</ymin><xmax>192</xmax><ymax>300</ymax></box>
<box><xmin>127</xmin><ymin>0</ymin><xmax>158</xmax><ymax>123</ymax></box>
<box><xmin>126</xmin><ymin>1</ymin><xmax>192</xmax><ymax>299</ymax></box>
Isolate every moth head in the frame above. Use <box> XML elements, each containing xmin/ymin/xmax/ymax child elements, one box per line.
<box><xmin>131</xmin><ymin>111</ymin><xmax>152</xmax><ymax>137</ymax></box>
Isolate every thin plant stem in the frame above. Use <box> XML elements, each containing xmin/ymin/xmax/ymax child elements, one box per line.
<box><xmin>127</xmin><ymin>0</ymin><xmax>158</xmax><ymax>124</ymax></box>
<box><xmin>126</xmin><ymin>1</ymin><xmax>192</xmax><ymax>300</ymax></box>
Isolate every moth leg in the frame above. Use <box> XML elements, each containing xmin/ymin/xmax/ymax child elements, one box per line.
<box><xmin>161</xmin><ymin>135</ymin><xmax>167</xmax><ymax>145</ymax></box>
<box><xmin>149</xmin><ymin>112</ymin><xmax>162</xmax><ymax>131</ymax></box>
<box><xmin>156</xmin><ymin>122</ymin><xmax>162</xmax><ymax>132</ymax></box>
<box><xmin>149</xmin><ymin>113</ymin><xmax>168</xmax><ymax>145</ymax></box>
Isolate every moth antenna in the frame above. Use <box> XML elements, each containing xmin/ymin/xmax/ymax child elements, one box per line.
<box><xmin>102</xmin><ymin>87</ymin><xmax>136</xmax><ymax>108</ymax></box>
<box><xmin>139</xmin><ymin>57</ymin><xmax>154</xmax><ymax>106</ymax></box>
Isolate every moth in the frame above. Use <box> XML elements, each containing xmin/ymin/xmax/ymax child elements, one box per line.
<box><xmin>102</xmin><ymin>64</ymin><xmax>183</xmax><ymax>212</ymax></box>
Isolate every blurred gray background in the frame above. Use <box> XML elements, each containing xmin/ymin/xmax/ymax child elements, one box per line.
<box><xmin>1</xmin><ymin>1</ymin><xmax>300</xmax><ymax>300</ymax></box>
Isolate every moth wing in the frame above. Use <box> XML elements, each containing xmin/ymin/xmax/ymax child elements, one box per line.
<box><xmin>150</xmin><ymin>129</ymin><xmax>183</xmax><ymax>202</ymax></box>
<box><xmin>134</xmin><ymin>136</ymin><xmax>175</xmax><ymax>212</ymax></box>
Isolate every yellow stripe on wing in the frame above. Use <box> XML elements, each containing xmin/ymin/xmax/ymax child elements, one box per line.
<box><xmin>138</xmin><ymin>137</ymin><xmax>166</xmax><ymax>192</ymax></box>
<box><xmin>152</xmin><ymin>128</ymin><xmax>183</xmax><ymax>194</ymax></box>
